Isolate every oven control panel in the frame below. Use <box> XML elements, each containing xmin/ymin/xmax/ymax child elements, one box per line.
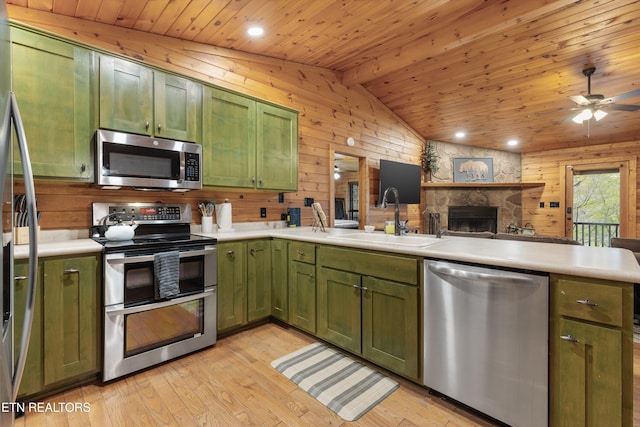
<box><xmin>92</xmin><ymin>203</ymin><xmax>192</xmax><ymax>225</ymax></box>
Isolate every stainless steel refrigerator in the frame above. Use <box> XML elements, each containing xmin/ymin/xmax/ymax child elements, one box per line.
<box><xmin>1</xmin><ymin>1</ymin><xmax>39</xmax><ymax>425</ymax></box>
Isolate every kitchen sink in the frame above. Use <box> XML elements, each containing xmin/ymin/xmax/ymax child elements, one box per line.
<box><xmin>329</xmin><ymin>232</ymin><xmax>442</xmax><ymax>247</ymax></box>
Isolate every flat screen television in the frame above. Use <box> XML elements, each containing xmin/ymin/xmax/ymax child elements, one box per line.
<box><xmin>378</xmin><ymin>159</ymin><xmax>421</xmax><ymax>204</ymax></box>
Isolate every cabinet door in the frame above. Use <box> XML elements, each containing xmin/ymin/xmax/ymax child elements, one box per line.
<box><xmin>247</xmin><ymin>239</ymin><xmax>271</xmax><ymax>322</ymax></box>
<box><xmin>288</xmin><ymin>261</ymin><xmax>316</xmax><ymax>333</ymax></box>
<box><xmin>202</xmin><ymin>87</ymin><xmax>256</xmax><ymax>187</ymax></box>
<box><xmin>271</xmin><ymin>239</ymin><xmax>288</xmax><ymax>321</ymax></box>
<box><xmin>154</xmin><ymin>71</ymin><xmax>201</xmax><ymax>142</ymax></box>
<box><xmin>317</xmin><ymin>267</ymin><xmax>361</xmax><ymax>354</ymax></box>
<box><xmin>217</xmin><ymin>241</ymin><xmax>246</xmax><ymax>331</ymax></box>
<box><xmin>11</xmin><ymin>28</ymin><xmax>94</xmax><ymax>179</ymax></box>
<box><xmin>256</xmin><ymin>103</ymin><xmax>298</xmax><ymax>191</ymax></box>
<box><xmin>99</xmin><ymin>55</ymin><xmax>153</xmax><ymax>135</ymax></box>
<box><xmin>362</xmin><ymin>276</ymin><xmax>419</xmax><ymax>379</ymax></box>
<box><xmin>42</xmin><ymin>255</ymin><xmax>99</xmax><ymax>386</ymax></box>
<box><xmin>554</xmin><ymin>317</ymin><xmax>622</xmax><ymax>426</ymax></box>
<box><xmin>14</xmin><ymin>260</ymin><xmax>42</xmax><ymax>397</ymax></box>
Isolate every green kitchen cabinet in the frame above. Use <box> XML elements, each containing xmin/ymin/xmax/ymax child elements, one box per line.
<box><xmin>202</xmin><ymin>86</ymin><xmax>298</xmax><ymax>191</ymax></box>
<box><xmin>218</xmin><ymin>239</ymin><xmax>272</xmax><ymax>332</ymax></box>
<box><xmin>247</xmin><ymin>239</ymin><xmax>272</xmax><ymax>322</ymax></box>
<box><xmin>42</xmin><ymin>255</ymin><xmax>99</xmax><ymax>386</ymax></box>
<box><xmin>550</xmin><ymin>274</ymin><xmax>633</xmax><ymax>426</ymax></box>
<box><xmin>14</xmin><ymin>254</ymin><xmax>100</xmax><ymax>399</ymax></box>
<box><xmin>316</xmin><ymin>245</ymin><xmax>420</xmax><ymax>380</ymax></box>
<box><xmin>13</xmin><ymin>260</ymin><xmax>42</xmax><ymax>397</ymax></box>
<box><xmin>256</xmin><ymin>103</ymin><xmax>298</xmax><ymax>191</ymax></box>
<box><xmin>217</xmin><ymin>241</ymin><xmax>246</xmax><ymax>331</ymax></box>
<box><xmin>10</xmin><ymin>26</ymin><xmax>95</xmax><ymax>180</ymax></box>
<box><xmin>99</xmin><ymin>55</ymin><xmax>201</xmax><ymax>142</ymax></box>
<box><xmin>288</xmin><ymin>242</ymin><xmax>316</xmax><ymax>333</ymax></box>
<box><xmin>270</xmin><ymin>239</ymin><xmax>289</xmax><ymax>321</ymax></box>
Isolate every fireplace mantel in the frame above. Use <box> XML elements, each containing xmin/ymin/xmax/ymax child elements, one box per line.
<box><xmin>421</xmin><ymin>182</ymin><xmax>544</xmax><ymax>188</ymax></box>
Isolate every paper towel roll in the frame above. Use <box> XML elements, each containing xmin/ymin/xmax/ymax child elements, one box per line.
<box><xmin>216</xmin><ymin>202</ymin><xmax>234</xmax><ymax>232</ymax></box>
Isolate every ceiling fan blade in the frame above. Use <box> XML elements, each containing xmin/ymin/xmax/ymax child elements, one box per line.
<box><xmin>605</xmin><ymin>89</ymin><xmax>640</xmax><ymax>103</ymax></box>
<box><xmin>605</xmin><ymin>103</ymin><xmax>640</xmax><ymax>112</ymax></box>
<box><xmin>568</xmin><ymin>95</ymin><xmax>589</xmax><ymax>105</ymax></box>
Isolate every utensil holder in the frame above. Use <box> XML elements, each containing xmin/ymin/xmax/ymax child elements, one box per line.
<box><xmin>14</xmin><ymin>226</ymin><xmax>39</xmax><ymax>245</ymax></box>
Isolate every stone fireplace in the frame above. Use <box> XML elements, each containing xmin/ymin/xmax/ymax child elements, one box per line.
<box><xmin>423</xmin><ymin>187</ymin><xmax>522</xmax><ymax>234</ymax></box>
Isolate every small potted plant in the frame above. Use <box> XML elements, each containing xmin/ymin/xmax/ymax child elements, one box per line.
<box><xmin>421</xmin><ymin>140</ymin><xmax>440</xmax><ymax>182</ymax></box>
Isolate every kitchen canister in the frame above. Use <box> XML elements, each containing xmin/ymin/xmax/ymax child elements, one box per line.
<box><xmin>216</xmin><ymin>200</ymin><xmax>234</xmax><ymax>232</ymax></box>
<box><xmin>201</xmin><ymin>216</ymin><xmax>213</xmax><ymax>233</ymax></box>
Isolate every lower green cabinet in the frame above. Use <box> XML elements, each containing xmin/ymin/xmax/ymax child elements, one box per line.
<box><xmin>14</xmin><ymin>254</ymin><xmax>100</xmax><ymax>399</ymax></box>
<box><xmin>217</xmin><ymin>239</ymin><xmax>271</xmax><ymax>333</ymax></box>
<box><xmin>550</xmin><ymin>274</ymin><xmax>633</xmax><ymax>426</ymax></box>
<box><xmin>316</xmin><ymin>246</ymin><xmax>420</xmax><ymax>380</ymax></box>
<box><xmin>288</xmin><ymin>242</ymin><xmax>316</xmax><ymax>333</ymax></box>
<box><xmin>247</xmin><ymin>239</ymin><xmax>271</xmax><ymax>322</ymax></box>
<box><xmin>217</xmin><ymin>241</ymin><xmax>247</xmax><ymax>331</ymax></box>
<box><xmin>270</xmin><ymin>239</ymin><xmax>289</xmax><ymax>321</ymax></box>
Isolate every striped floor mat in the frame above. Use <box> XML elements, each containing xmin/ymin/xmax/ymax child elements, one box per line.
<box><xmin>271</xmin><ymin>342</ymin><xmax>399</xmax><ymax>421</ymax></box>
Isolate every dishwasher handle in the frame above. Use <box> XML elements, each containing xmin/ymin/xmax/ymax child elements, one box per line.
<box><xmin>428</xmin><ymin>263</ymin><xmax>542</xmax><ymax>287</ymax></box>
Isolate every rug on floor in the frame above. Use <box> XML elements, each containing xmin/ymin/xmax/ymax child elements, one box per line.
<box><xmin>271</xmin><ymin>342</ymin><xmax>399</xmax><ymax>421</ymax></box>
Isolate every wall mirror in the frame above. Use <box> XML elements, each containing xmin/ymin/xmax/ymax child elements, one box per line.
<box><xmin>331</xmin><ymin>150</ymin><xmax>368</xmax><ymax>229</ymax></box>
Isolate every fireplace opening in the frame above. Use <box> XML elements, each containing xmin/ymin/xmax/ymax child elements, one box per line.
<box><xmin>448</xmin><ymin>206</ymin><xmax>497</xmax><ymax>233</ymax></box>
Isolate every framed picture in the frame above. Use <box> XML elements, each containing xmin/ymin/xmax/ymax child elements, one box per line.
<box><xmin>453</xmin><ymin>158</ymin><xmax>494</xmax><ymax>183</ymax></box>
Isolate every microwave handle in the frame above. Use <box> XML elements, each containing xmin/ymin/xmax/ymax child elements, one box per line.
<box><xmin>107</xmin><ymin>248</ymin><xmax>216</xmax><ymax>265</ymax></box>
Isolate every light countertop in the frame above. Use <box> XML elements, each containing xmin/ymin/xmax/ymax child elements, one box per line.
<box><xmin>198</xmin><ymin>227</ymin><xmax>640</xmax><ymax>283</ymax></box>
<box><xmin>14</xmin><ymin>226</ymin><xmax>640</xmax><ymax>283</ymax></box>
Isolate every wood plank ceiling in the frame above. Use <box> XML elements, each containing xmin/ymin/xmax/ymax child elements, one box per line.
<box><xmin>7</xmin><ymin>0</ymin><xmax>640</xmax><ymax>153</ymax></box>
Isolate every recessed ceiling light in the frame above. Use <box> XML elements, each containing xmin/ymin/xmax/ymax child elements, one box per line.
<box><xmin>507</xmin><ymin>139</ymin><xmax>518</xmax><ymax>146</ymax></box>
<box><xmin>247</xmin><ymin>26</ymin><xmax>264</xmax><ymax>37</ymax></box>
<box><xmin>455</xmin><ymin>131</ymin><xmax>466</xmax><ymax>138</ymax></box>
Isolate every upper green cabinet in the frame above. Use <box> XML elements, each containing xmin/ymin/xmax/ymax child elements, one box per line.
<box><xmin>202</xmin><ymin>86</ymin><xmax>298</xmax><ymax>191</ymax></box>
<box><xmin>11</xmin><ymin>27</ymin><xmax>95</xmax><ymax>180</ymax></box>
<box><xmin>99</xmin><ymin>55</ymin><xmax>201</xmax><ymax>142</ymax></box>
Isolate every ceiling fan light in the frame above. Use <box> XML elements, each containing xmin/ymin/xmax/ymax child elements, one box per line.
<box><xmin>594</xmin><ymin>109</ymin><xmax>607</xmax><ymax>121</ymax></box>
<box><xmin>581</xmin><ymin>108</ymin><xmax>593</xmax><ymax>121</ymax></box>
<box><xmin>572</xmin><ymin>114</ymin><xmax>584</xmax><ymax>124</ymax></box>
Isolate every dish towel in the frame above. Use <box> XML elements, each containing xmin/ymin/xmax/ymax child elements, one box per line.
<box><xmin>154</xmin><ymin>251</ymin><xmax>180</xmax><ymax>299</ymax></box>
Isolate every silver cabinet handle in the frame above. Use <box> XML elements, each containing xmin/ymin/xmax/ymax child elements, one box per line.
<box><xmin>226</xmin><ymin>250</ymin><xmax>234</xmax><ymax>255</ymax></box>
<box><xmin>560</xmin><ymin>335</ymin><xmax>579</xmax><ymax>343</ymax></box>
<box><xmin>576</xmin><ymin>299</ymin><xmax>598</xmax><ymax>307</ymax></box>
<box><xmin>14</xmin><ymin>276</ymin><xmax>27</xmax><ymax>281</ymax></box>
<box><xmin>145</xmin><ymin>121</ymin><xmax>150</xmax><ymax>130</ymax></box>
<box><xmin>352</xmin><ymin>284</ymin><xmax>359</xmax><ymax>289</ymax></box>
<box><xmin>157</xmin><ymin>123</ymin><xmax>162</xmax><ymax>132</ymax></box>
<box><xmin>249</xmin><ymin>248</ymin><xmax>256</xmax><ymax>255</ymax></box>
<box><xmin>361</xmin><ymin>286</ymin><xmax>369</xmax><ymax>292</ymax></box>
<box><xmin>64</xmin><ymin>269</ymin><xmax>79</xmax><ymax>274</ymax></box>
<box><xmin>297</xmin><ymin>250</ymin><xmax>304</xmax><ymax>255</ymax></box>
<box><xmin>307</xmin><ymin>273</ymin><xmax>314</xmax><ymax>277</ymax></box>
<box><xmin>251</xmin><ymin>177</ymin><xmax>256</xmax><ymax>183</ymax></box>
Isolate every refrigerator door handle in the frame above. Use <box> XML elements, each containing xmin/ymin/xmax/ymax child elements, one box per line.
<box><xmin>9</xmin><ymin>92</ymin><xmax>38</xmax><ymax>400</ymax></box>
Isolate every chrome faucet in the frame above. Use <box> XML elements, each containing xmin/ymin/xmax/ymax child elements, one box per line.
<box><xmin>382</xmin><ymin>186</ymin><xmax>401</xmax><ymax>236</ymax></box>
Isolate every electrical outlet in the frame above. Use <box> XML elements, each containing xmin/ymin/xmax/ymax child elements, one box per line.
<box><xmin>278</xmin><ymin>193</ymin><xmax>284</xmax><ymax>203</ymax></box>
<box><xmin>304</xmin><ymin>197</ymin><xmax>314</xmax><ymax>206</ymax></box>
<box><xmin>260</xmin><ymin>207</ymin><xmax>267</xmax><ymax>218</ymax></box>
<box><xmin>550</xmin><ymin>202</ymin><xmax>560</xmax><ymax>208</ymax></box>
<box><xmin>539</xmin><ymin>202</ymin><xmax>545</xmax><ymax>208</ymax></box>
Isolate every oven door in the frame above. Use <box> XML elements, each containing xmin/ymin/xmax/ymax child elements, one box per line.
<box><xmin>103</xmin><ymin>288</ymin><xmax>216</xmax><ymax>381</ymax></box>
<box><xmin>103</xmin><ymin>245</ymin><xmax>216</xmax><ymax>381</ymax></box>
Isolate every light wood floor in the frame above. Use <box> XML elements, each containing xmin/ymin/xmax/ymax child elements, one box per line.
<box><xmin>15</xmin><ymin>323</ymin><xmax>640</xmax><ymax>426</ymax></box>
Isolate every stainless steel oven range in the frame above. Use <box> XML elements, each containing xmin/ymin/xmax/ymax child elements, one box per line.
<box><xmin>92</xmin><ymin>202</ymin><xmax>217</xmax><ymax>382</ymax></box>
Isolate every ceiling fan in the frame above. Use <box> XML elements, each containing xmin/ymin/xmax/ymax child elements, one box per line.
<box><xmin>564</xmin><ymin>66</ymin><xmax>640</xmax><ymax>124</ymax></box>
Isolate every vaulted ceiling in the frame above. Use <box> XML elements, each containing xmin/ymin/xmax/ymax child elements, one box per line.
<box><xmin>7</xmin><ymin>0</ymin><xmax>640</xmax><ymax>153</ymax></box>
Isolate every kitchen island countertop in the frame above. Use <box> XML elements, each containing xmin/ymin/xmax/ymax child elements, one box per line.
<box><xmin>200</xmin><ymin>227</ymin><xmax>640</xmax><ymax>283</ymax></box>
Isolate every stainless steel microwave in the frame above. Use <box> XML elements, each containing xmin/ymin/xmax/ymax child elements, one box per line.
<box><xmin>95</xmin><ymin>129</ymin><xmax>202</xmax><ymax>191</ymax></box>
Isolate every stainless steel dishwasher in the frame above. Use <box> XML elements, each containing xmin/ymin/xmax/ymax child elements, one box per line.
<box><xmin>423</xmin><ymin>260</ymin><xmax>548</xmax><ymax>427</ymax></box>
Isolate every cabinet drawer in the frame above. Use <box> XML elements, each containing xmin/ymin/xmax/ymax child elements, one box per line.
<box><xmin>555</xmin><ymin>276</ymin><xmax>623</xmax><ymax>327</ymax></box>
<box><xmin>289</xmin><ymin>241</ymin><xmax>315</xmax><ymax>264</ymax></box>
<box><xmin>318</xmin><ymin>246</ymin><xmax>418</xmax><ymax>285</ymax></box>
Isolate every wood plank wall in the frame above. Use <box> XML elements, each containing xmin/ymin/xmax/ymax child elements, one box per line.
<box><xmin>7</xmin><ymin>5</ymin><xmax>424</xmax><ymax>231</ymax></box>
<box><xmin>522</xmin><ymin>141</ymin><xmax>639</xmax><ymax>238</ymax></box>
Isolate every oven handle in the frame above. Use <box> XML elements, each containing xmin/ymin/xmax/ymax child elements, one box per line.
<box><xmin>107</xmin><ymin>248</ymin><xmax>216</xmax><ymax>265</ymax></box>
<box><xmin>105</xmin><ymin>288</ymin><xmax>216</xmax><ymax>316</ymax></box>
